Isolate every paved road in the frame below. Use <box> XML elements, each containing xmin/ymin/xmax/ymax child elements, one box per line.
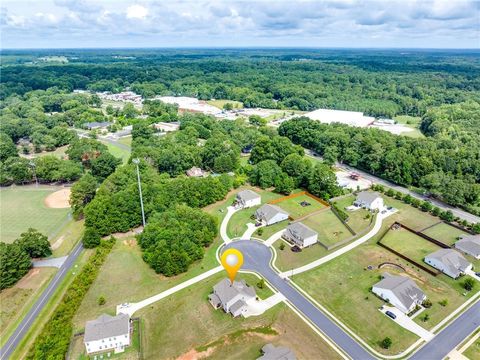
<box><xmin>223</xmin><ymin>240</ymin><xmax>375</xmax><ymax>360</ymax></box>
<box><xmin>305</xmin><ymin>150</ymin><xmax>480</xmax><ymax>224</ymax></box>
<box><xmin>0</xmin><ymin>242</ymin><xmax>84</xmax><ymax>360</ymax></box>
<box><xmin>410</xmin><ymin>300</ymin><xmax>480</xmax><ymax>360</ymax></box>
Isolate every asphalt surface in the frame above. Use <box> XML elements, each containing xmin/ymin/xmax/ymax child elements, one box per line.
<box><xmin>306</xmin><ymin>150</ymin><xmax>480</xmax><ymax>224</ymax></box>
<box><xmin>410</xmin><ymin>300</ymin><xmax>480</xmax><ymax>360</ymax></box>
<box><xmin>223</xmin><ymin>240</ymin><xmax>375</xmax><ymax>360</ymax></box>
<box><xmin>0</xmin><ymin>242</ymin><xmax>84</xmax><ymax>360</ymax></box>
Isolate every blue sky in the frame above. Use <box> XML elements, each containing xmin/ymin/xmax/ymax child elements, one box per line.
<box><xmin>1</xmin><ymin>0</ymin><xmax>479</xmax><ymax>49</ymax></box>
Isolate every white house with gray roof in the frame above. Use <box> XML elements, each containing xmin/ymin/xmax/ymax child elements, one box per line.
<box><xmin>209</xmin><ymin>278</ymin><xmax>257</xmax><ymax>317</ymax></box>
<box><xmin>257</xmin><ymin>343</ymin><xmax>296</xmax><ymax>360</ymax></box>
<box><xmin>425</xmin><ymin>249</ymin><xmax>472</xmax><ymax>279</ymax></box>
<box><xmin>283</xmin><ymin>222</ymin><xmax>318</xmax><ymax>248</ymax></box>
<box><xmin>255</xmin><ymin>204</ymin><xmax>289</xmax><ymax>226</ymax></box>
<box><xmin>235</xmin><ymin>190</ymin><xmax>261</xmax><ymax>209</ymax></box>
<box><xmin>455</xmin><ymin>234</ymin><xmax>480</xmax><ymax>259</ymax></box>
<box><xmin>354</xmin><ymin>191</ymin><xmax>384</xmax><ymax>211</ymax></box>
<box><xmin>84</xmin><ymin>313</ymin><xmax>130</xmax><ymax>354</ymax></box>
<box><xmin>372</xmin><ymin>273</ymin><xmax>426</xmax><ymax>314</ymax></box>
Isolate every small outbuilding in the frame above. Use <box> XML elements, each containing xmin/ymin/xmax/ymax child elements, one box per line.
<box><xmin>235</xmin><ymin>190</ymin><xmax>261</xmax><ymax>209</ymax></box>
<box><xmin>455</xmin><ymin>234</ymin><xmax>480</xmax><ymax>259</ymax></box>
<box><xmin>84</xmin><ymin>313</ymin><xmax>130</xmax><ymax>354</ymax></box>
<box><xmin>354</xmin><ymin>191</ymin><xmax>384</xmax><ymax>211</ymax></box>
<box><xmin>255</xmin><ymin>204</ymin><xmax>289</xmax><ymax>226</ymax></box>
<box><xmin>424</xmin><ymin>249</ymin><xmax>472</xmax><ymax>279</ymax></box>
<box><xmin>372</xmin><ymin>273</ymin><xmax>426</xmax><ymax>314</ymax></box>
<box><xmin>283</xmin><ymin>222</ymin><xmax>318</xmax><ymax>248</ymax></box>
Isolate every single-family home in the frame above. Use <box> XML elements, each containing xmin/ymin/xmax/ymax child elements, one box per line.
<box><xmin>84</xmin><ymin>313</ymin><xmax>130</xmax><ymax>354</ymax></box>
<box><xmin>255</xmin><ymin>204</ymin><xmax>289</xmax><ymax>226</ymax></box>
<box><xmin>235</xmin><ymin>190</ymin><xmax>261</xmax><ymax>209</ymax></box>
<box><xmin>372</xmin><ymin>273</ymin><xmax>426</xmax><ymax>314</ymax></box>
<box><xmin>282</xmin><ymin>222</ymin><xmax>318</xmax><ymax>248</ymax></box>
<box><xmin>257</xmin><ymin>343</ymin><xmax>296</xmax><ymax>360</ymax></box>
<box><xmin>455</xmin><ymin>234</ymin><xmax>480</xmax><ymax>259</ymax></box>
<box><xmin>83</xmin><ymin>121</ymin><xmax>112</xmax><ymax>130</ymax></box>
<box><xmin>209</xmin><ymin>278</ymin><xmax>256</xmax><ymax>317</ymax></box>
<box><xmin>424</xmin><ymin>249</ymin><xmax>473</xmax><ymax>279</ymax></box>
<box><xmin>153</xmin><ymin>121</ymin><xmax>181</xmax><ymax>132</ymax></box>
<box><xmin>354</xmin><ymin>191</ymin><xmax>384</xmax><ymax>211</ymax></box>
<box><xmin>186</xmin><ymin>166</ymin><xmax>206</xmax><ymax>177</ymax></box>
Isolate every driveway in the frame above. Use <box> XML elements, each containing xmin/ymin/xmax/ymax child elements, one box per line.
<box><xmin>223</xmin><ymin>240</ymin><xmax>375</xmax><ymax>360</ymax></box>
<box><xmin>379</xmin><ymin>306</ymin><xmax>434</xmax><ymax>341</ymax></box>
<box><xmin>220</xmin><ymin>206</ymin><xmax>238</xmax><ymax>244</ymax></box>
<box><xmin>32</xmin><ymin>256</ymin><xmax>68</xmax><ymax>269</ymax></box>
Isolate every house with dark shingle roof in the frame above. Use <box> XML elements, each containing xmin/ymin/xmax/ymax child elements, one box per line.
<box><xmin>282</xmin><ymin>222</ymin><xmax>318</xmax><ymax>248</ymax></box>
<box><xmin>372</xmin><ymin>273</ymin><xmax>426</xmax><ymax>313</ymax></box>
<box><xmin>425</xmin><ymin>249</ymin><xmax>472</xmax><ymax>279</ymax></box>
<box><xmin>84</xmin><ymin>313</ymin><xmax>130</xmax><ymax>354</ymax></box>
<box><xmin>455</xmin><ymin>234</ymin><xmax>480</xmax><ymax>259</ymax></box>
<box><xmin>255</xmin><ymin>204</ymin><xmax>289</xmax><ymax>226</ymax></box>
<box><xmin>209</xmin><ymin>278</ymin><xmax>256</xmax><ymax>317</ymax></box>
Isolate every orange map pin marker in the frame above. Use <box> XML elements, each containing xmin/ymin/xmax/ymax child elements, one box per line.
<box><xmin>221</xmin><ymin>248</ymin><xmax>244</xmax><ymax>284</ymax></box>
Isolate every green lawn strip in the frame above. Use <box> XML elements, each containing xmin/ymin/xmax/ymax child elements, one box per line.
<box><xmin>254</xmin><ymin>221</ymin><xmax>288</xmax><ymax>240</ymax></box>
<box><xmin>381</xmin><ymin>227</ymin><xmax>441</xmax><ymax>264</ymax></box>
<box><xmin>421</xmin><ymin>222</ymin><xmax>468</xmax><ymax>246</ymax></box>
<box><xmin>0</xmin><ymin>268</ymin><xmax>56</xmax><ymax>347</ymax></box>
<box><xmin>0</xmin><ymin>185</ymin><xmax>70</xmax><ymax>244</ymax></box>
<box><xmin>302</xmin><ymin>210</ymin><xmax>352</xmax><ymax>247</ymax></box>
<box><xmin>462</xmin><ymin>331</ymin><xmax>480</xmax><ymax>360</ymax></box>
<box><xmin>51</xmin><ymin>219</ymin><xmax>85</xmax><ymax>257</ymax></box>
<box><xmin>333</xmin><ymin>195</ymin><xmax>373</xmax><ymax>233</ymax></box>
<box><xmin>116</xmin><ymin>136</ymin><xmax>132</xmax><ymax>147</ymax></box>
<box><xmin>273</xmin><ymin>240</ymin><xmax>328</xmax><ymax>272</ymax></box>
<box><xmin>293</xmin><ymin>244</ymin><xmax>421</xmax><ymax>355</ymax></box>
<box><xmin>9</xmin><ymin>249</ymin><xmax>94</xmax><ymax>360</ymax></box>
<box><xmin>273</xmin><ymin>194</ymin><xmax>326</xmax><ymax>219</ymax></box>
<box><xmin>137</xmin><ymin>271</ymin><xmax>340</xmax><ymax>360</ymax></box>
<box><xmin>206</xmin><ymin>99</ymin><xmax>244</xmax><ymax>109</ymax></box>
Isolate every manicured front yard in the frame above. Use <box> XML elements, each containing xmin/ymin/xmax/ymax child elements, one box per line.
<box><xmin>421</xmin><ymin>222</ymin><xmax>469</xmax><ymax>246</ymax></box>
<box><xmin>272</xmin><ymin>193</ymin><xmax>327</xmax><ymax>219</ymax></box>
<box><xmin>301</xmin><ymin>210</ymin><xmax>352</xmax><ymax>248</ymax></box>
<box><xmin>333</xmin><ymin>195</ymin><xmax>373</xmax><ymax>233</ymax></box>
<box><xmin>380</xmin><ymin>227</ymin><xmax>442</xmax><ymax>264</ymax></box>
<box><xmin>273</xmin><ymin>239</ymin><xmax>328</xmax><ymax>272</ymax></box>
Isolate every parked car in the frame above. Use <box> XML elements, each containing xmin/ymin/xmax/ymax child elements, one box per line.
<box><xmin>385</xmin><ymin>311</ymin><xmax>396</xmax><ymax>320</ymax></box>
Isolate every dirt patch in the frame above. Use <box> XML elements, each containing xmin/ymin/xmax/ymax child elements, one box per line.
<box><xmin>16</xmin><ymin>269</ymin><xmax>40</xmax><ymax>289</ymax></box>
<box><xmin>176</xmin><ymin>347</ymin><xmax>214</xmax><ymax>360</ymax></box>
<box><xmin>107</xmin><ymin>226</ymin><xmax>143</xmax><ymax>239</ymax></box>
<box><xmin>51</xmin><ymin>235</ymin><xmax>65</xmax><ymax>250</ymax></box>
<box><xmin>44</xmin><ymin>188</ymin><xmax>71</xmax><ymax>208</ymax></box>
<box><xmin>123</xmin><ymin>239</ymin><xmax>137</xmax><ymax>247</ymax></box>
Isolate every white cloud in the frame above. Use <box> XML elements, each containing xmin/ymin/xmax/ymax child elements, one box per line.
<box><xmin>126</xmin><ymin>4</ymin><xmax>148</xmax><ymax>20</ymax></box>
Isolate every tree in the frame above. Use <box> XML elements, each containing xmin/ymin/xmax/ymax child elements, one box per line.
<box><xmin>0</xmin><ymin>242</ymin><xmax>31</xmax><ymax>290</ymax></box>
<box><xmin>257</xmin><ymin>279</ymin><xmax>265</xmax><ymax>289</ymax></box>
<box><xmin>307</xmin><ymin>163</ymin><xmax>341</xmax><ymax>200</ymax></box>
<box><xmin>82</xmin><ymin>227</ymin><xmax>101</xmax><ymax>248</ymax></box>
<box><xmin>249</xmin><ymin>160</ymin><xmax>282</xmax><ymax>189</ymax></box>
<box><xmin>249</xmin><ymin>115</ymin><xmax>266</xmax><ymax>126</ymax></box>
<box><xmin>440</xmin><ymin>210</ymin><xmax>454</xmax><ymax>222</ymax></box>
<box><xmin>70</xmin><ymin>173</ymin><xmax>98</xmax><ymax>219</ymax></box>
<box><xmin>91</xmin><ymin>152</ymin><xmax>121</xmax><ymax>180</ymax></box>
<box><xmin>223</xmin><ymin>102</ymin><xmax>233</xmax><ymax>111</ymax></box>
<box><xmin>421</xmin><ymin>201</ymin><xmax>433</xmax><ymax>212</ymax></box>
<box><xmin>381</xmin><ymin>337</ymin><xmax>392</xmax><ymax>349</ymax></box>
<box><xmin>15</xmin><ymin>228</ymin><xmax>51</xmax><ymax>258</ymax></box>
<box><xmin>463</xmin><ymin>278</ymin><xmax>475</xmax><ymax>291</ymax></box>
<box><xmin>0</xmin><ymin>133</ymin><xmax>18</xmax><ymax>161</ymax></box>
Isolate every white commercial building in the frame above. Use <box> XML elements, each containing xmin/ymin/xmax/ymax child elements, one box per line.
<box><xmin>305</xmin><ymin>108</ymin><xmax>375</xmax><ymax>128</ymax></box>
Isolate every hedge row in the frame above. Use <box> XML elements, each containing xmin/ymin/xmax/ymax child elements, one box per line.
<box><xmin>26</xmin><ymin>238</ymin><xmax>115</xmax><ymax>360</ymax></box>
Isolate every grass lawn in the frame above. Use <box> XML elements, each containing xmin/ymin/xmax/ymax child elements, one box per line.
<box><xmin>138</xmin><ymin>271</ymin><xmax>340</xmax><ymax>360</ymax></box>
<box><xmin>302</xmin><ymin>210</ymin><xmax>352</xmax><ymax>248</ymax></box>
<box><xmin>206</xmin><ymin>99</ymin><xmax>243</xmax><ymax>109</ymax></box>
<box><xmin>227</xmin><ymin>189</ymin><xmax>283</xmax><ymax>239</ymax></box>
<box><xmin>393</xmin><ymin>116</ymin><xmax>424</xmax><ymax>138</ymax></box>
<box><xmin>421</xmin><ymin>222</ymin><xmax>469</xmax><ymax>246</ymax></box>
<box><xmin>463</xmin><ymin>331</ymin><xmax>480</xmax><ymax>360</ymax></box>
<box><xmin>381</xmin><ymin>227</ymin><xmax>442</xmax><ymax>264</ymax></box>
<box><xmin>273</xmin><ymin>193</ymin><xmax>327</xmax><ymax>219</ymax></box>
<box><xmin>51</xmin><ymin>219</ymin><xmax>85</xmax><ymax>257</ymax></box>
<box><xmin>100</xmin><ymin>140</ymin><xmax>130</xmax><ymax>164</ymax></box>
<box><xmin>0</xmin><ymin>185</ymin><xmax>71</xmax><ymax>243</ymax></box>
<box><xmin>253</xmin><ymin>221</ymin><xmax>289</xmax><ymax>240</ymax></box>
<box><xmin>116</xmin><ymin>136</ymin><xmax>132</xmax><ymax>147</ymax></box>
<box><xmin>273</xmin><ymin>239</ymin><xmax>328</xmax><ymax>272</ymax></box>
<box><xmin>19</xmin><ymin>145</ymin><xmax>69</xmax><ymax>159</ymax></box>
<box><xmin>333</xmin><ymin>195</ymin><xmax>373</xmax><ymax>233</ymax></box>
<box><xmin>0</xmin><ymin>267</ymin><xmax>56</xmax><ymax>345</ymax></box>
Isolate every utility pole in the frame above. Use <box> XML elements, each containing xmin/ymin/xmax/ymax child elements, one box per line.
<box><xmin>132</xmin><ymin>158</ymin><xmax>146</xmax><ymax>227</ymax></box>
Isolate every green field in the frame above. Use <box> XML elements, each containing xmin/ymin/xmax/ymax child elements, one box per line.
<box><xmin>100</xmin><ymin>140</ymin><xmax>131</xmax><ymax>164</ymax></box>
<box><xmin>421</xmin><ymin>222</ymin><xmax>469</xmax><ymax>246</ymax></box>
<box><xmin>206</xmin><ymin>99</ymin><xmax>243</xmax><ymax>109</ymax></box>
<box><xmin>333</xmin><ymin>195</ymin><xmax>373</xmax><ymax>233</ymax></box>
<box><xmin>273</xmin><ymin>194</ymin><xmax>327</xmax><ymax>219</ymax></box>
<box><xmin>116</xmin><ymin>136</ymin><xmax>132</xmax><ymax>147</ymax></box>
<box><xmin>273</xmin><ymin>239</ymin><xmax>328</xmax><ymax>272</ymax></box>
<box><xmin>301</xmin><ymin>210</ymin><xmax>352</xmax><ymax>247</ymax></box>
<box><xmin>381</xmin><ymin>227</ymin><xmax>442</xmax><ymax>264</ymax></box>
<box><xmin>0</xmin><ymin>185</ymin><xmax>71</xmax><ymax>243</ymax></box>
<box><xmin>19</xmin><ymin>145</ymin><xmax>68</xmax><ymax>159</ymax></box>
<box><xmin>393</xmin><ymin>116</ymin><xmax>425</xmax><ymax>138</ymax></box>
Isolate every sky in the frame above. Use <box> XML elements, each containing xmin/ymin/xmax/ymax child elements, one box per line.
<box><xmin>1</xmin><ymin>0</ymin><xmax>479</xmax><ymax>49</ymax></box>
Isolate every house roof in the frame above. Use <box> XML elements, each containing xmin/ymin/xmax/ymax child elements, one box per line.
<box><xmin>456</xmin><ymin>235</ymin><xmax>480</xmax><ymax>256</ymax></box>
<box><xmin>258</xmin><ymin>343</ymin><xmax>296</xmax><ymax>360</ymax></box>
<box><xmin>84</xmin><ymin>121</ymin><xmax>112</xmax><ymax>129</ymax></box>
<box><xmin>84</xmin><ymin>313</ymin><xmax>129</xmax><ymax>342</ymax></box>
<box><xmin>255</xmin><ymin>204</ymin><xmax>289</xmax><ymax>223</ymax></box>
<box><xmin>237</xmin><ymin>190</ymin><xmax>261</xmax><ymax>202</ymax></box>
<box><xmin>229</xmin><ymin>299</ymin><xmax>246</xmax><ymax>314</ymax></box>
<box><xmin>355</xmin><ymin>191</ymin><xmax>382</xmax><ymax>206</ymax></box>
<box><xmin>373</xmin><ymin>273</ymin><xmax>426</xmax><ymax>311</ymax></box>
<box><xmin>285</xmin><ymin>222</ymin><xmax>317</xmax><ymax>241</ymax></box>
<box><xmin>213</xmin><ymin>278</ymin><xmax>256</xmax><ymax>305</ymax></box>
<box><xmin>426</xmin><ymin>249</ymin><xmax>471</xmax><ymax>274</ymax></box>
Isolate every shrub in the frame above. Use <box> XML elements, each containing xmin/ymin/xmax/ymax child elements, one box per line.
<box><xmin>422</xmin><ymin>299</ymin><xmax>432</xmax><ymax>308</ymax></box>
<box><xmin>422</xmin><ymin>313</ymin><xmax>430</xmax><ymax>322</ymax></box>
<box><xmin>257</xmin><ymin>228</ymin><xmax>264</xmax><ymax>236</ymax></box>
<box><xmin>439</xmin><ymin>299</ymin><xmax>448</xmax><ymax>307</ymax></box>
<box><xmin>98</xmin><ymin>296</ymin><xmax>106</xmax><ymax>306</ymax></box>
<box><xmin>279</xmin><ymin>243</ymin><xmax>286</xmax><ymax>251</ymax></box>
<box><xmin>82</xmin><ymin>227</ymin><xmax>101</xmax><ymax>248</ymax></box>
<box><xmin>257</xmin><ymin>279</ymin><xmax>265</xmax><ymax>289</ymax></box>
<box><xmin>381</xmin><ymin>337</ymin><xmax>392</xmax><ymax>349</ymax></box>
<box><xmin>463</xmin><ymin>278</ymin><xmax>475</xmax><ymax>291</ymax></box>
